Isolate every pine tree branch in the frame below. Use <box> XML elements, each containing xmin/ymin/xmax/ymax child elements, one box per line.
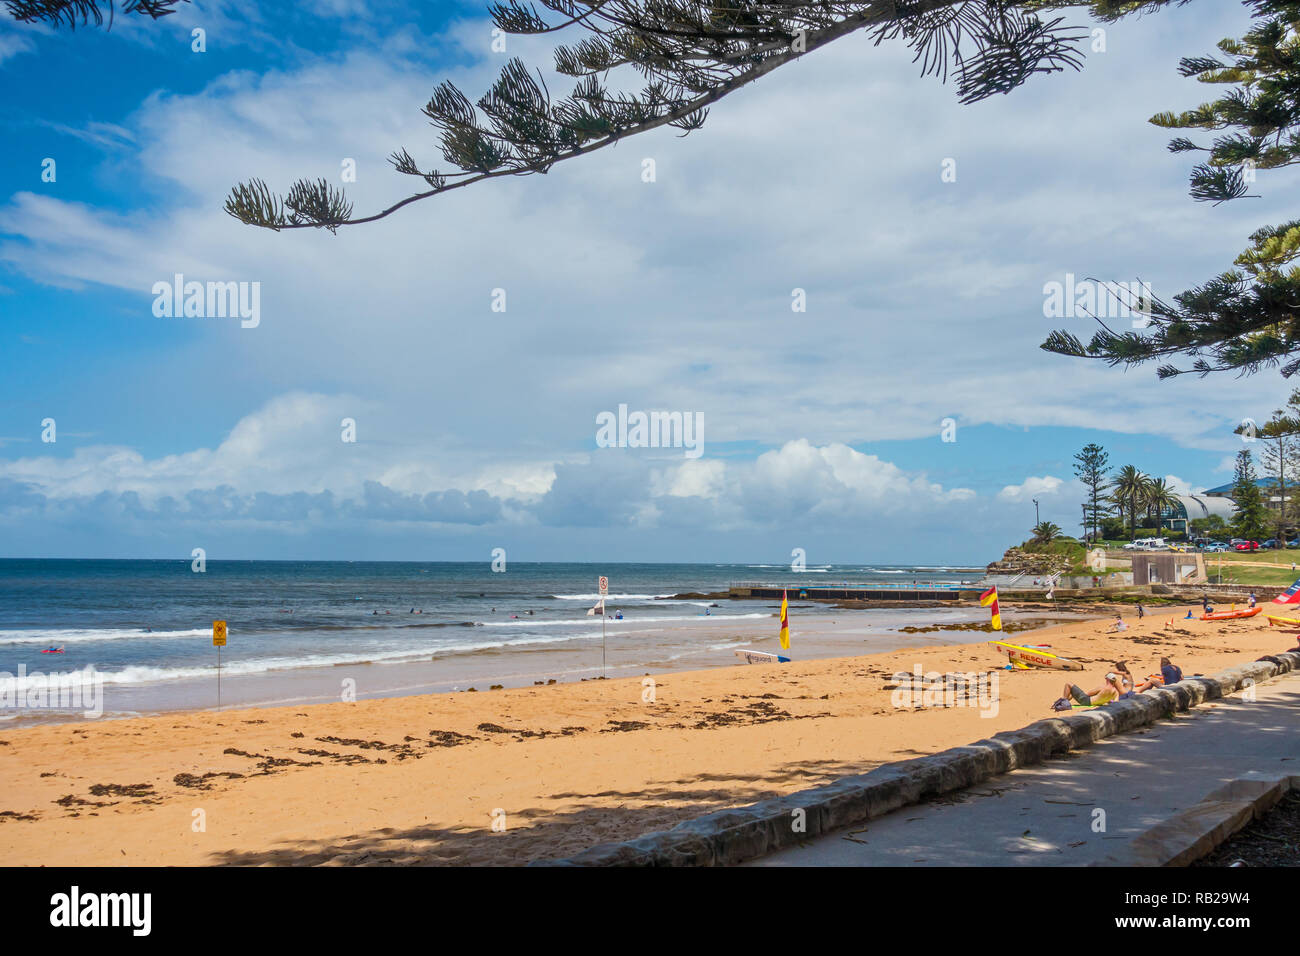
<box><xmin>4</xmin><ymin>0</ymin><xmax>186</xmax><ymax>29</ymax></box>
<box><xmin>228</xmin><ymin>0</ymin><xmax>1105</xmax><ymax>232</ymax></box>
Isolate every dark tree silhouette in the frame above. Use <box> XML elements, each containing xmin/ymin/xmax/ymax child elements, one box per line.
<box><xmin>1043</xmin><ymin>1</ymin><xmax>1300</xmax><ymax>379</ymax></box>
<box><xmin>4</xmin><ymin>0</ymin><xmax>187</xmax><ymax>29</ymax></box>
<box><xmin>225</xmin><ymin>0</ymin><xmax>1170</xmax><ymax>233</ymax></box>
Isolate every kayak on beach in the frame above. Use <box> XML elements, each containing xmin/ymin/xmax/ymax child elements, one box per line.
<box><xmin>988</xmin><ymin>640</ymin><xmax>1082</xmax><ymax>671</ymax></box>
<box><xmin>1201</xmin><ymin>607</ymin><xmax>1261</xmax><ymax>621</ymax></box>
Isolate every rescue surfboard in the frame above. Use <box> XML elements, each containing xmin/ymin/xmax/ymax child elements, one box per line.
<box><xmin>734</xmin><ymin>650</ymin><xmax>791</xmax><ymax>664</ymax></box>
<box><xmin>988</xmin><ymin>640</ymin><xmax>1083</xmax><ymax>671</ymax></box>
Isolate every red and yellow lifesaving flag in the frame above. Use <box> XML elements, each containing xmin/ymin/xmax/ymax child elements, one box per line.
<box><xmin>979</xmin><ymin>585</ymin><xmax>1002</xmax><ymax>631</ymax></box>
<box><xmin>779</xmin><ymin>590</ymin><xmax>790</xmax><ymax>649</ymax></box>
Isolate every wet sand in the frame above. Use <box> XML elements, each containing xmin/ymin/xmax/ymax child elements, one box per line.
<box><xmin>0</xmin><ymin>603</ymin><xmax>1292</xmax><ymax>866</ymax></box>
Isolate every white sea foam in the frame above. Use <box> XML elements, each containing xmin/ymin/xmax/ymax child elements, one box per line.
<box><xmin>15</xmin><ymin>629</ymin><xmax>648</xmax><ymax>688</ymax></box>
<box><xmin>553</xmin><ymin>593</ymin><xmax>664</xmax><ymax>601</ymax></box>
<box><xmin>0</xmin><ymin>627</ymin><xmax>210</xmax><ymax>645</ymax></box>
<box><xmin>477</xmin><ymin>613</ymin><xmax>767</xmax><ymax>628</ymax></box>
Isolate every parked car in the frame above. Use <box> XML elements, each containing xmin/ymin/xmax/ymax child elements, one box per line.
<box><xmin>1263</xmin><ymin>539</ymin><xmax>1278</xmax><ymax>549</ymax></box>
<box><xmin>1235</xmin><ymin>540</ymin><xmax>1260</xmax><ymax>551</ymax></box>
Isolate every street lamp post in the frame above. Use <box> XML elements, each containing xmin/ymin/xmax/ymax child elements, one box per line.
<box><xmin>1033</xmin><ymin>498</ymin><xmax>1040</xmax><ymax>528</ymax></box>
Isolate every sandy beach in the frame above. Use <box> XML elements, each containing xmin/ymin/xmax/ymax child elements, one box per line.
<box><xmin>1</xmin><ymin>603</ymin><xmax>1293</xmax><ymax>866</ymax></box>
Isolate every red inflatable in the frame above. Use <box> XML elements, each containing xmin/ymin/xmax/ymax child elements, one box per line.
<box><xmin>1273</xmin><ymin>578</ymin><xmax>1300</xmax><ymax>604</ymax></box>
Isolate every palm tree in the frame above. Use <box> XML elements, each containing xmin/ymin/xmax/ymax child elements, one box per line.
<box><xmin>1143</xmin><ymin>477</ymin><xmax>1179</xmax><ymax>538</ymax></box>
<box><xmin>1112</xmin><ymin>466</ymin><xmax>1146</xmax><ymax>541</ymax></box>
<box><xmin>1032</xmin><ymin>521</ymin><xmax>1062</xmax><ymax>544</ymax></box>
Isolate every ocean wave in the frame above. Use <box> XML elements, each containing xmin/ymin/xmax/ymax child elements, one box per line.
<box><xmin>0</xmin><ymin>627</ymin><xmax>210</xmax><ymax>646</ymax></box>
<box><xmin>477</xmin><ymin>612</ymin><xmax>768</xmax><ymax>628</ymax></box>
<box><xmin>0</xmin><ymin>627</ymin><xmax>685</xmax><ymax>690</ymax></box>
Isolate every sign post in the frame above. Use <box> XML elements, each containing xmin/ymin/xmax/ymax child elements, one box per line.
<box><xmin>598</xmin><ymin>575</ymin><xmax>608</xmax><ymax>678</ymax></box>
<box><xmin>213</xmin><ymin>620</ymin><xmax>227</xmax><ymax>710</ymax></box>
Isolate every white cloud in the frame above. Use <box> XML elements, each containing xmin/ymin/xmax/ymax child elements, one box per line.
<box><xmin>0</xmin><ymin>4</ymin><xmax>1285</xmax><ymax>558</ymax></box>
<box><xmin>0</xmin><ymin>28</ymin><xmax>36</xmax><ymax>66</ymax></box>
<box><xmin>1163</xmin><ymin>473</ymin><xmax>1202</xmax><ymax>495</ymax></box>
<box><xmin>997</xmin><ymin>475</ymin><xmax>1065</xmax><ymax>502</ymax></box>
<box><xmin>0</xmin><ymin>3</ymin><xmax>1287</xmax><ymax>459</ymax></box>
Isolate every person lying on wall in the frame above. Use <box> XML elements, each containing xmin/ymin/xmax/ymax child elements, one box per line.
<box><xmin>1052</xmin><ymin>669</ymin><xmax>1128</xmax><ymax>711</ymax></box>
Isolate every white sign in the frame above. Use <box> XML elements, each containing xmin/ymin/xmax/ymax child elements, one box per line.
<box><xmin>598</xmin><ymin>575</ymin><xmax>608</xmax><ymax>595</ymax></box>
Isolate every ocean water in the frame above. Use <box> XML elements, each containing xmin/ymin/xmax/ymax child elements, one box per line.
<box><xmin>0</xmin><ymin>560</ymin><xmax>983</xmax><ymax>720</ymax></box>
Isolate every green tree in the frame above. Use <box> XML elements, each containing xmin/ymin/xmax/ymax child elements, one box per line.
<box><xmin>1111</xmin><ymin>465</ymin><xmax>1146</xmax><ymax>541</ymax></box>
<box><xmin>1230</xmin><ymin>449</ymin><xmax>1270</xmax><ymax>541</ymax></box>
<box><xmin>1031</xmin><ymin>520</ymin><xmax>1062</xmax><ymax>544</ymax></box>
<box><xmin>1190</xmin><ymin>514</ymin><xmax>1228</xmax><ymax>540</ymax></box>
<box><xmin>1044</xmin><ymin>2</ymin><xmax>1300</xmax><ymax>378</ymax></box>
<box><xmin>1073</xmin><ymin>442</ymin><xmax>1111</xmax><ymax>542</ymax></box>
<box><xmin>1099</xmin><ymin>515</ymin><xmax>1126</xmax><ymax>540</ymax></box>
<box><xmin>1237</xmin><ymin>389</ymin><xmax>1300</xmax><ymax>543</ymax></box>
<box><xmin>1142</xmin><ymin>476</ymin><xmax>1178</xmax><ymax>538</ymax></box>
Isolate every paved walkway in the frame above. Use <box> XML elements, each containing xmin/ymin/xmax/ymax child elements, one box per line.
<box><xmin>747</xmin><ymin>672</ymin><xmax>1300</xmax><ymax>866</ymax></box>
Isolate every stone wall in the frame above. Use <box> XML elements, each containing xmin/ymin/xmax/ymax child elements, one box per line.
<box><xmin>536</xmin><ymin>651</ymin><xmax>1300</xmax><ymax>867</ymax></box>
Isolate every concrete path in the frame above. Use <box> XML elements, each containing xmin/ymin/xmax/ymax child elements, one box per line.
<box><xmin>747</xmin><ymin>672</ymin><xmax>1300</xmax><ymax>866</ymax></box>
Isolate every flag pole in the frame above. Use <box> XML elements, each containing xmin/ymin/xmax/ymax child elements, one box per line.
<box><xmin>598</xmin><ymin>574</ymin><xmax>608</xmax><ymax>679</ymax></box>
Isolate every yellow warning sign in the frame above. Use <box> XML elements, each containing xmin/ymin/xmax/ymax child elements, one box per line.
<box><xmin>213</xmin><ymin>621</ymin><xmax>227</xmax><ymax>647</ymax></box>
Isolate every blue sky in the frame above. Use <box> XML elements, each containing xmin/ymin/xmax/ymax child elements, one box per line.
<box><xmin>0</xmin><ymin>0</ymin><xmax>1292</xmax><ymax>563</ymax></box>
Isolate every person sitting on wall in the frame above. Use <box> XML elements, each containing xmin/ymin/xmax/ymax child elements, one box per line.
<box><xmin>1111</xmin><ymin>661</ymin><xmax>1138</xmax><ymax>698</ymax></box>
